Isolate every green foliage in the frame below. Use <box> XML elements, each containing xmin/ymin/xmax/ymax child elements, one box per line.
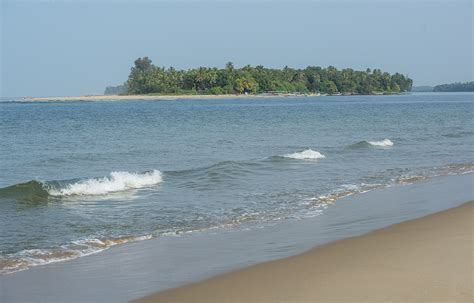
<box><xmin>209</xmin><ymin>87</ymin><xmax>224</xmax><ymax>95</ymax></box>
<box><xmin>433</xmin><ymin>82</ymin><xmax>474</xmax><ymax>92</ymax></box>
<box><xmin>126</xmin><ymin>57</ymin><xmax>413</xmax><ymax>95</ymax></box>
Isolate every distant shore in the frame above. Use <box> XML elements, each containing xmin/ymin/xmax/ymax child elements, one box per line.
<box><xmin>136</xmin><ymin>201</ymin><xmax>473</xmax><ymax>303</ymax></box>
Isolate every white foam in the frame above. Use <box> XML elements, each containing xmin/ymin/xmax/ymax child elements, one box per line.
<box><xmin>368</xmin><ymin>139</ymin><xmax>393</xmax><ymax>147</ymax></box>
<box><xmin>49</xmin><ymin>170</ymin><xmax>163</xmax><ymax>196</ymax></box>
<box><xmin>284</xmin><ymin>149</ymin><xmax>326</xmax><ymax>160</ymax></box>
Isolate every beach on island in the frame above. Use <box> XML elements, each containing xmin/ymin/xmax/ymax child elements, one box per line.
<box><xmin>21</xmin><ymin>94</ymin><xmax>258</xmax><ymax>102</ymax></box>
<box><xmin>136</xmin><ymin>200</ymin><xmax>473</xmax><ymax>303</ymax></box>
<box><xmin>21</xmin><ymin>93</ymin><xmax>309</xmax><ymax>102</ymax></box>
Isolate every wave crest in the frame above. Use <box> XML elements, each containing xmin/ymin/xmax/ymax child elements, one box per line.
<box><xmin>49</xmin><ymin>170</ymin><xmax>163</xmax><ymax>196</ymax></box>
<box><xmin>348</xmin><ymin>139</ymin><xmax>394</xmax><ymax>149</ymax></box>
<box><xmin>368</xmin><ymin>139</ymin><xmax>394</xmax><ymax>147</ymax></box>
<box><xmin>283</xmin><ymin>149</ymin><xmax>326</xmax><ymax>160</ymax></box>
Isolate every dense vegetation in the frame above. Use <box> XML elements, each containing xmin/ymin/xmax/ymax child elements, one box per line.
<box><xmin>124</xmin><ymin>57</ymin><xmax>413</xmax><ymax>95</ymax></box>
<box><xmin>433</xmin><ymin>82</ymin><xmax>474</xmax><ymax>92</ymax></box>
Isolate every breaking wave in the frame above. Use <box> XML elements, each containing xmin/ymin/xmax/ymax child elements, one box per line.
<box><xmin>0</xmin><ymin>170</ymin><xmax>163</xmax><ymax>202</ymax></box>
<box><xmin>367</xmin><ymin>139</ymin><xmax>394</xmax><ymax>147</ymax></box>
<box><xmin>49</xmin><ymin>170</ymin><xmax>163</xmax><ymax>196</ymax></box>
<box><xmin>348</xmin><ymin>139</ymin><xmax>394</xmax><ymax>148</ymax></box>
<box><xmin>282</xmin><ymin>149</ymin><xmax>326</xmax><ymax>160</ymax></box>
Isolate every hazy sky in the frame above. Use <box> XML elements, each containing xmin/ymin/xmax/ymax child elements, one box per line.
<box><xmin>1</xmin><ymin>0</ymin><xmax>472</xmax><ymax>97</ymax></box>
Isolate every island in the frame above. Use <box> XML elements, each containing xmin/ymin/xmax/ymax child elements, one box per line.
<box><xmin>106</xmin><ymin>57</ymin><xmax>413</xmax><ymax>96</ymax></box>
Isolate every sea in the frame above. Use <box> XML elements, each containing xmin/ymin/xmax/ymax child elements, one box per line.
<box><xmin>0</xmin><ymin>92</ymin><xmax>473</xmax><ymax>275</ymax></box>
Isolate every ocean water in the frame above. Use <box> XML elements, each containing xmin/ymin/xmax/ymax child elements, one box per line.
<box><xmin>0</xmin><ymin>92</ymin><xmax>473</xmax><ymax>274</ymax></box>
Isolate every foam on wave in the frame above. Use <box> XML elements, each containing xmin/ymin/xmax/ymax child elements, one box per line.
<box><xmin>0</xmin><ymin>170</ymin><xmax>163</xmax><ymax>202</ymax></box>
<box><xmin>367</xmin><ymin>139</ymin><xmax>394</xmax><ymax>147</ymax></box>
<box><xmin>283</xmin><ymin>149</ymin><xmax>326</xmax><ymax>160</ymax></box>
<box><xmin>49</xmin><ymin>170</ymin><xmax>163</xmax><ymax>196</ymax></box>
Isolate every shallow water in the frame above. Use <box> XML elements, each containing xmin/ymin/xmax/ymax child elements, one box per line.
<box><xmin>0</xmin><ymin>92</ymin><xmax>473</xmax><ymax>273</ymax></box>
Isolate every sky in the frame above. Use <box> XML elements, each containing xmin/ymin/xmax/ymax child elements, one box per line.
<box><xmin>1</xmin><ymin>0</ymin><xmax>472</xmax><ymax>97</ymax></box>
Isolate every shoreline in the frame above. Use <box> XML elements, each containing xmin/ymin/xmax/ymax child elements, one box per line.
<box><xmin>1</xmin><ymin>173</ymin><xmax>472</xmax><ymax>302</ymax></box>
<box><xmin>136</xmin><ymin>200</ymin><xmax>474</xmax><ymax>303</ymax></box>
<box><xmin>11</xmin><ymin>92</ymin><xmax>472</xmax><ymax>103</ymax></box>
<box><xmin>19</xmin><ymin>92</ymin><xmax>404</xmax><ymax>102</ymax></box>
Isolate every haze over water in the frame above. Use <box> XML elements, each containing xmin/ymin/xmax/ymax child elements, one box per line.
<box><xmin>0</xmin><ymin>93</ymin><xmax>473</xmax><ymax>273</ymax></box>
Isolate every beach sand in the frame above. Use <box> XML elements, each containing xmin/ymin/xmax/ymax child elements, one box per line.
<box><xmin>135</xmin><ymin>201</ymin><xmax>473</xmax><ymax>303</ymax></box>
<box><xmin>21</xmin><ymin>94</ymin><xmax>284</xmax><ymax>102</ymax></box>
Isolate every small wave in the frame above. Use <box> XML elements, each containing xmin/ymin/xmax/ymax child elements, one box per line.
<box><xmin>316</xmin><ymin>162</ymin><xmax>474</xmax><ymax>207</ymax></box>
<box><xmin>283</xmin><ymin>149</ymin><xmax>326</xmax><ymax>160</ymax></box>
<box><xmin>348</xmin><ymin>139</ymin><xmax>394</xmax><ymax>149</ymax></box>
<box><xmin>314</xmin><ymin>183</ymin><xmax>383</xmax><ymax>205</ymax></box>
<box><xmin>367</xmin><ymin>139</ymin><xmax>394</xmax><ymax>147</ymax></box>
<box><xmin>167</xmin><ymin>160</ymin><xmax>261</xmax><ymax>190</ymax></box>
<box><xmin>394</xmin><ymin>174</ymin><xmax>427</xmax><ymax>184</ymax></box>
<box><xmin>441</xmin><ymin>130</ymin><xmax>474</xmax><ymax>138</ymax></box>
<box><xmin>0</xmin><ymin>170</ymin><xmax>163</xmax><ymax>202</ymax></box>
<box><xmin>168</xmin><ymin>161</ymin><xmax>256</xmax><ymax>178</ymax></box>
<box><xmin>0</xmin><ymin>235</ymin><xmax>152</xmax><ymax>274</ymax></box>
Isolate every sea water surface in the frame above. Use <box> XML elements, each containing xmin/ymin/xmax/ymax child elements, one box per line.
<box><xmin>0</xmin><ymin>92</ymin><xmax>473</xmax><ymax>274</ymax></box>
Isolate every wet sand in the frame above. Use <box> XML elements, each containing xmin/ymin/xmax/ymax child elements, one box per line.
<box><xmin>136</xmin><ymin>201</ymin><xmax>473</xmax><ymax>303</ymax></box>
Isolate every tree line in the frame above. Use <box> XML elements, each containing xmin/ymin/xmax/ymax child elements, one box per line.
<box><xmin>433</xmin><ymin>82</ymin><xmax>474</xmax><ymax>92</ymax></box>
<box><xmin>117</xmin><ymin>57</ymin><xmax>413</xmax><ymax>95</ymax></box>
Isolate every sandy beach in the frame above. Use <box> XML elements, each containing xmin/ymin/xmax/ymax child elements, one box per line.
<box><xmin>21</xmin><ymin>94</ymin><xmax>288</xmax><ymax>102</ymax></box>
<box><xmin>136</xmin><ymin>201</ymin><xmax>473</xmax><ymax>303</ymax></box>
